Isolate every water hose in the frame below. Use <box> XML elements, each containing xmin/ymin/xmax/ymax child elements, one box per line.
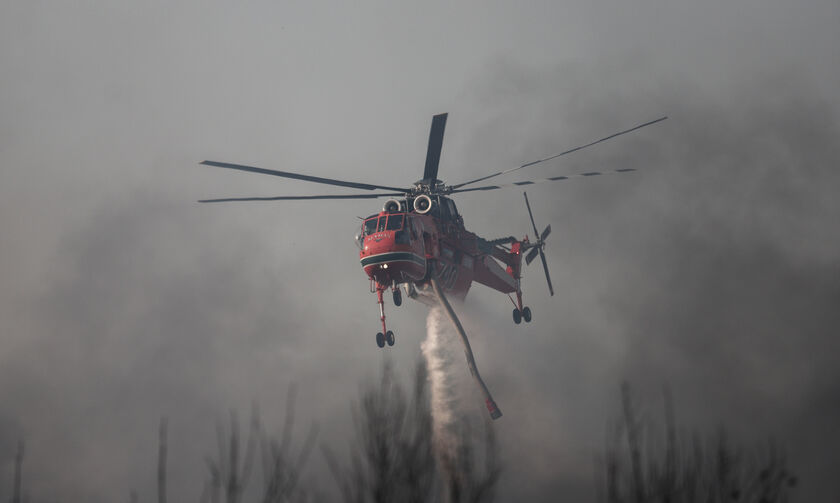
<box><xmin>430</xmin><ymin>277</ymin><xmax>502</xmax><ymax>420</ymax></box>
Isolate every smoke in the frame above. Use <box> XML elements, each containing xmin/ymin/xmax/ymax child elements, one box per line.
<box><xmin>421</xmin><ymin>306</ymin><xmax>461</xmax><ymax>461</ymax></box>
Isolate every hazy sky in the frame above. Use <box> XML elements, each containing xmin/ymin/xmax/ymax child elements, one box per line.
<box><xmin>1</xmin><ymin>1</ymin><xmax>839</xmax><ymax>501</ymax></box>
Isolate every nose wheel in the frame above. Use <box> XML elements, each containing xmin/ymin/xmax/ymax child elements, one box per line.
<box><xmin>374</xmin><ymin>283</ymin><xmax>398</xmax><ymax>348</ymax></box>
<box><xmin>375</xmin><ymin>330</ymin><xmax>396</xmax><ymax>348</ymax></box>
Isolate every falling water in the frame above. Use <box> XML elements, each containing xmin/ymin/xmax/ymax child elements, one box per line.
<box><xmin>421</xmin><ymin>305</ymin><xmax>460</xmax><ymax>458</ymax></box>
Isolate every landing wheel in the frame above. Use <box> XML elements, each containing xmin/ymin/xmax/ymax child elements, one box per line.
<box><xmin>386</xmin><ymin>330</ymin><xmax>395</xmax><ymax>346</ymax></box>
<box><xmin>513</xmin><ymin>308</ymin><xmax>522</xmax><ymax>325</ymax></box>
<box><xmin>393</xmin><ymin>288</ymin><xmax>402</xmax><ymax>307</ymax></box>
<box><xmin>376</xmin><ymin>332</ymin><xmax>385</xmax><ymax>348</ymax></box>
<box><xmin>522</xmin><ymin>306</ymin><xmax>532</xmax><ymax>323</ymax></box>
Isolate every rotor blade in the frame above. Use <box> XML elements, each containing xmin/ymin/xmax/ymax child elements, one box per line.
<box><xmin>423</xmin><ymin>113</ymin><xmax>448</xmax><ymax>182</ymax></box>
<box><xmin>200</xmin><ymin>160</ymin><xmax>409</xmax><ymax>192</ymax></box>
<box><xmin>198</xmin><ymin>192</ymin><xmax>405</xmax><ymax>203</ymax></box>
<box><xmin>539</xmin><ymin>248</ymin><xmax>554</xmax><ymax>296</ymax></box>
<box><xmin>450</xmin><ymin>168</ymin><xmax>637</xmax><ymax>194</ymax></box>
<box><xmin>541</xmin><ymin>224</ymin><xmax>551</xmax><ymax>241</ymax></box>
<box><xmin>525</xmin><ymin>247</ymin><xmax>540</xmax><ymax>265</ymax></box>
<box><xmin>523</xmin><ymin>191</ymin><xmax>540</xmax><ymax>238</ymax></box>
<box><xmin>451</xmin><ymin>116</ymin><xmax>666</xmax><ymax>189</ymax></box>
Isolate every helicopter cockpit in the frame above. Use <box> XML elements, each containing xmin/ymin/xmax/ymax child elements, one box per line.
<box><xmin>358</xmin><ymin>212</ymin><xmax>411</xmax><ymax>249</ymax></box>
<box><xmin>363</xmin><ymin>213</ymin><xmax>405</xmax><ymax>235</ymax></box>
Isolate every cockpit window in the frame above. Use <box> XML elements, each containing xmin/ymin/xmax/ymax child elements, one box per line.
<box><xmin>364</xmin><ymin>218</ymin><xmax>377</xmax><ymax>236</ymax></box>
<box><xmin>364</xmin><ymin>214</ymin><xmax>404</xmax><ymax>235</ymax></box>
<box><xmin>386</xmin><ymin>214</ymin><xmax>404</xmax><ymax>230</ymax></box>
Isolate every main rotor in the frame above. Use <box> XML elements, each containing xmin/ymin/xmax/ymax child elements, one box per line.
<box><xmin>198</xmin><ymin>113</ymin><xmax>666</xmax><ymax>203</ymax></box>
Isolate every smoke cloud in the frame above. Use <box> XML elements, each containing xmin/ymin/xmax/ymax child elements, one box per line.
<box><xmin>1</xmin><ymin>0</ymin><xmax>839</xmax><ymax>501</ymax></box>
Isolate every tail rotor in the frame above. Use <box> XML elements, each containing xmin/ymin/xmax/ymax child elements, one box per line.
<box><xmin>523</xmin><ymin>192</ymin><xmax>554</xmax><ymax>296</ymax></box>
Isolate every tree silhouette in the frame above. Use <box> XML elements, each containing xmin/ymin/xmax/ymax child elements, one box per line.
<box><xmin>195</xmin><ymin>391</ymin><xmax>319</xmax><ymax>503</ymax></box>
<box><xmin>323</xmin><ymin>359</ymin><xmax>500</xmax><ymax>503</ymax></box>
<box><xmin>597</xmin><ymin>383</ymin><xmax>797</xmax><ymax>503</ymax></box>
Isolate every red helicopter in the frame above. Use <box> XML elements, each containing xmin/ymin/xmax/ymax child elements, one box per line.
<box><xmin>200</xmin><ymin>114</ymin><xmax>666</xmax><ymax>348</ymax></box>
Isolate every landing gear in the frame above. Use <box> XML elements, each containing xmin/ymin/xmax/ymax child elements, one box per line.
<box><xmin>375</xmin><ymin>330</ymin><xmax>396</xmax><ymax>348</ymax></box>
<box><xmin>374</xmin><ymin>283</ymin><xmax>397</xmax><ymax>348</ymax></box>
<box><xmin>512</xmin><ymin>306</ymin><xmax>532</xmax><ymax>324</ymax></box>
<box><xmin>522</xmin><ymin>306</ymin><xmax>532</xmax><ymax>323</ymax></box>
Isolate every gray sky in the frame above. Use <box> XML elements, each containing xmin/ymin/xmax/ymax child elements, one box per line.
<box><xmin>1</xmin><ymin>0</ymin><xmax>839</xmax><ymax>501</ymax></box>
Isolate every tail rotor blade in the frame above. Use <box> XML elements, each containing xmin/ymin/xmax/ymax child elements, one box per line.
<box><xmin>541</xmin><ymin>224</ymin><xmax>551</xmax><ymax>241</ymax></box>
<box><xmin>538</xmin><ymin>248</ymin><xmax>554</xmax><ymax>296</ymax></box>
<box><xmin>523</xmin><ymin>192</ymin><xmax>540</xmax><ymax>238</ymax></box>
<box><xmin>525</xmin><ymin>247</ymin><xmax>540</xmax><ymax>265</ymax></box>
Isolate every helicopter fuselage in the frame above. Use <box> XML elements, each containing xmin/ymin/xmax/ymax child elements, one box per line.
<box><xmin>359</xmin><ymin>195</ymin><xmax>526</xmax><ymax>306</ymax></box>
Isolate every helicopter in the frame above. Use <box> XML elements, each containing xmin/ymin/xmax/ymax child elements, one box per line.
<box><xmin>199</xmin><ymin>114</ymin><xmax>666</xmax><ymax>349</ymax></box>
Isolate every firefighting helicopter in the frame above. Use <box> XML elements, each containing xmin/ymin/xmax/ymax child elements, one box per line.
<box><xmin>199</xmin><ymin>114</ymin><xmax>666</xmax><ymax>349</ymax></box>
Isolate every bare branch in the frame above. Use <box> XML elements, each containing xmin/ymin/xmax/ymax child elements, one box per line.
<box><xmin>158</xmin><ymin>417</ymin><xmax>168</xmax><ymax>503</ymax></box>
